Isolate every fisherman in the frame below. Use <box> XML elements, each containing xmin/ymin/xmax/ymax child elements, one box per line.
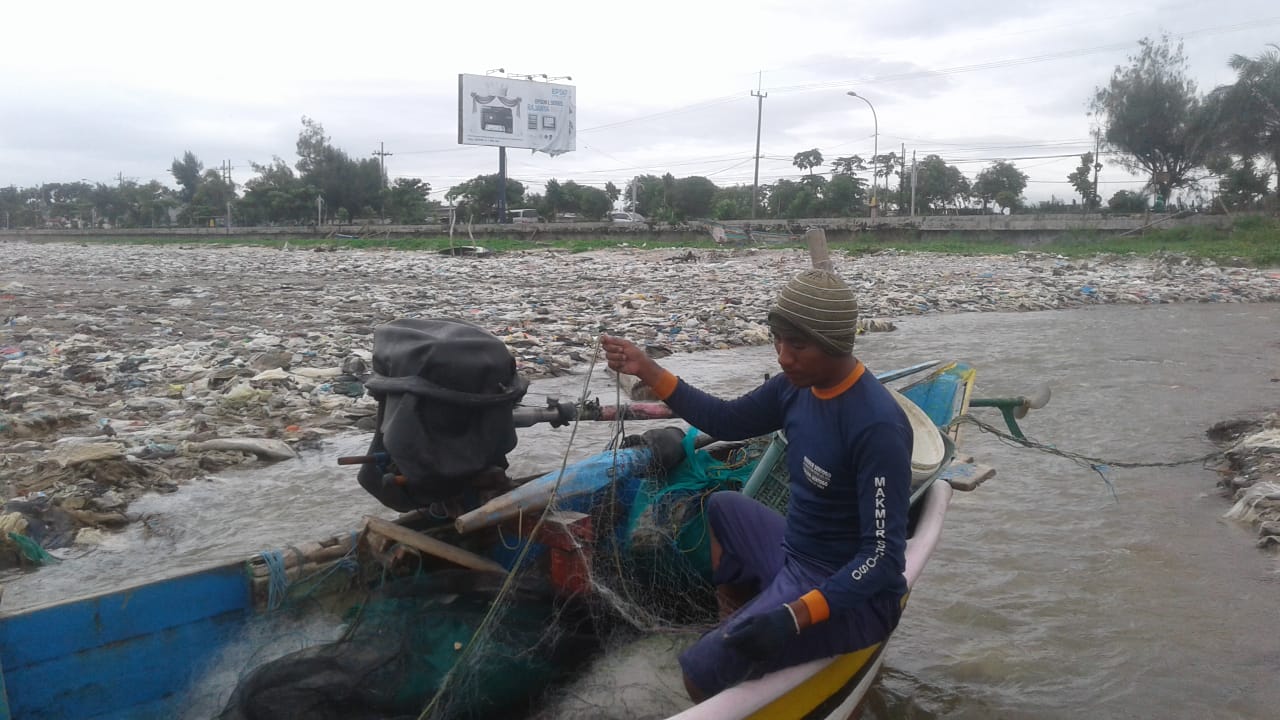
<box><xmin>600</xmin><ymin>268</ymin><xmax>913</xmax><ymax>701</ymax></box>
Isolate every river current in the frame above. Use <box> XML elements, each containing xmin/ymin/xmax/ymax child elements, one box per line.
<box><xmin>6</xmin><ymin>302</ymin><xmax>1279</xmax><ymax>719</ymax></box>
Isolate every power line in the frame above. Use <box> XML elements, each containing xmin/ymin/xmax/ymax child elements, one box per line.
<box><xmin>554</xmin><ymin>15</ymin><xmax>1280</xmax><ymax>142</ymax></box>
<box><xmin>761</xmin><ymin>16</ymin><xmax>1280</xmax><ymax>95</ymax></box>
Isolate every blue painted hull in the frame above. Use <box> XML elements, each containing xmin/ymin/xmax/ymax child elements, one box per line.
<box><xmin>0</xmin><ymin>563</ymin><xmax>252</xmax><ymax>719</ymax></box>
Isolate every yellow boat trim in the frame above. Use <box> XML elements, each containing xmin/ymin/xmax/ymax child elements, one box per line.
<box><xmin>741</xmin><ymin>575</ymin><xmax>914</xmax><ymax>718</ymax></box>
<box><xmin>952</xmin><ymin>364</ymin><xmax>976</xmax><ymax>445</ymax></box>
<box><xmin>742</xmin><ymin>643</ymin><xmax>882</xmax><ymax>719</ymax></box>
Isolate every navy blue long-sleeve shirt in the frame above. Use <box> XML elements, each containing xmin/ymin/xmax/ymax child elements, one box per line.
<box><xmin>663</xmin><ymin>367</ymin><xmax>913</xmax><ymax>612</ymax></box>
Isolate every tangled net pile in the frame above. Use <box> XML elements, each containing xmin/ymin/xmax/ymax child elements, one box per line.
<box><xmin>208</xmin><ymin>351</ymin><xmax>773</xmax><ymax>720</ymax></box>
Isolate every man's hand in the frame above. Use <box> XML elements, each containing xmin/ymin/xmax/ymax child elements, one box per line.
<box><xmin>722</xmin><ymin>604</ymin><xmax>800</xmax><ymax>661</ymax></box>
<box><xmin>600</xmin><ymin>335</ymin><xmax>660</xmax><ymax>378</ymax></box>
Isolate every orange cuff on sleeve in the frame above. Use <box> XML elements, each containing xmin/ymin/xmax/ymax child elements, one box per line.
<box><xmin>799</xmin><ymin>589</ymin><xmax>831</xmax><ymax>624</ymax></box>
<box><xmin>650</xmin><ymin>370</ymin><xmax>679</xmax><ymax>400</ymax></box>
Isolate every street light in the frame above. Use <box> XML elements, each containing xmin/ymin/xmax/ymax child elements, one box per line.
<box><xmin>846</xmin><ymin>91</ymin><xmax>879</xmax><ymax>220</ymax></box>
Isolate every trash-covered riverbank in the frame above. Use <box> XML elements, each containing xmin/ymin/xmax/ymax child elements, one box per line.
<box><xmin>2</xmin><ymin>240</ymin><xmax>1279</xmax><ymax>565</ymax></box>
<box><xmin>1210</xmin><ymin>414</ymin><xmax>1280</xmax><ymax>549</ymax></box>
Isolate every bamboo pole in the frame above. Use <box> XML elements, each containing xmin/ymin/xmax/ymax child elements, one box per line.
<box><xmin>363</xmin><ymin>516</ymin><xmax>506</xmax><ymax>573</ymax></box>
<box><xmin>804</xmin><ymin>227</ymin><xmax>833</xmax><ymax>271</ymax></box>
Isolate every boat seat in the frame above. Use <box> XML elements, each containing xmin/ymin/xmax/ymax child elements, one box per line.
<box><xmin>889</xmin><ymin>387</ymin><xmax>946</xmax><ymax>483</ymax></box>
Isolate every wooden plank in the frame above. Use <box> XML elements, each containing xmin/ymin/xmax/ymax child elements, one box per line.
<box><xmin>363</xmin><ymin>516</ymin><xmax>506</xmax><ymax>573</ymax></box>
<box><xmin>940</xmin><ymin>462</ymin><xmax>996</xmax><ymax>491</ymax></box>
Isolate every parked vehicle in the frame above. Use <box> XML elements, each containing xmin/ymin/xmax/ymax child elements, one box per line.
<box><xmin>609</xmin><ymin>211</ymin><xmax>646</xmax><ymax>223</ymax></box>
<box><xmin>509</xmin><ymin>208</ymin><xmax>541</xmax><ymax>223</ymax></box>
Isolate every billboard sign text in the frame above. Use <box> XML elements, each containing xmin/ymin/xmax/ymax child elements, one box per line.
<box><xmin>457</xmin><ymin>74</ymin><xmax>576</xmax><ymax>155</ymax></box>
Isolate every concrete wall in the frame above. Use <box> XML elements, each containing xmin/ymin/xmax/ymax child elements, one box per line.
<box><xmin>0</xmin><ymin>212</ymin><xmax>1236</xmax><ymax>244</ymax></box>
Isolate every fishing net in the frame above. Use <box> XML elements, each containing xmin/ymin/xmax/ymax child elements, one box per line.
<box><xmin>398</xmin><ymin>424</ymin><xmax>769</xmax><ymax>720</ymax></box>
<box><xmin>208</xmin><ymin>324</ymin><xmax>779</xmax><ymax>720</ymax></box>
<box><xmin>216</xmin><ymin>570</ymin><xmax>599</xmax><ymax>720</ymax></box>
<box><xmin>207</xmin><ymin>428</ymin><xmax>771</xmax><ymax>720</ymax></box>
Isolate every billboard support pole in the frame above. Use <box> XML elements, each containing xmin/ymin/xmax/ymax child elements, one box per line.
<box><xmin>498</xmin><ymin>146</ymin><xmax>508</xmax><ymax>224</ymax></box>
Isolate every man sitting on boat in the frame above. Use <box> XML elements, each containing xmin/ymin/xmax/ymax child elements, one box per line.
<box><xmin>601</xmin><ymin>268</ymin><xmax>913</xmax><ymax>701</ymax></box>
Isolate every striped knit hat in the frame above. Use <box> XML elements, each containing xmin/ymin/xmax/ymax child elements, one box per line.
<box><xmin>767</xmin><ymin>269</ymin><xmax>859</xmax><ymax>355</ymax></box>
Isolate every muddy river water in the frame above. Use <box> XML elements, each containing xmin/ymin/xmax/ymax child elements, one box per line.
<box><xmin>7</xmin><ymin>302</ymin><xmax>1279</xmax><ymax>719</ymax></box>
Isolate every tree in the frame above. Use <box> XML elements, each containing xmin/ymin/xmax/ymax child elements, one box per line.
<box><xmin>913</xmin><ymin>155</ymin><xmax>970</xmax><ymax>211</ymax></box>
<box><xmin>170</xmin><ymin>151</ymin><xmax>203</xmax><ymax>204</ymax></box>
<box><xmin>1209</xmin><ymin>45</ymin><xmax>1280</xmax><ymax>202</ymax></box>
<box><xmin>570</xmin><ymin>182</ymin><xmax>612</xmax><ymax>220</ymax></box>
<box><xmin>870</xmin><ymin>151</ymin><xmax>901</xmax><ymax>211</ymax></box>
<box><xmin>187</xmin><ymin>170</ymin><xmax>235</xmax><ymax>227</ymax></box>
<box><xmin>1213</xmin><ymin>157</ymin><xmax>1271</xmax><ymax>209</ymax></box>
<box><xmin>542</xmin><ymin>179</ymin><xmax>568</xmax><ymax>218</ymax></box>
<box><xmin>670</xmin><ymin>176</ymin><xmax>718</xmax><ymax>220</ymax></box>
<box><xmin>830</xmin><ymin>155</ymin><xmax>866</xmax><ymax>177</ymax></box>
<box><xmin>384</xmin><ymin>178</ymin><xmax>433</xmax><ymax>223</ymax></box>
<box><xmin>445</xmin><ymin>174</ymin><xmax>525</xmax><ymax>221</ymax></box>
<box><xmin>604</xmin><ymin>181</ymin><xmax>621</xmax><ymax>204</ymax></box>
<box><xmin>293</xmin><ymin>116</ymin><xmax>382</xmax><ymax>221</ymax></box>
<box><xmin>972</xmin><ymin>160</ymin><xmax>1028</xmax><ymax>212</ymax></box>
<box><xmin>993</xmin><ymin>190</ymin><xmax>1023</xmax><ymax>213</ymax></box>
<box><xmin>710</xmin><ymin>185</ymin><xmax>753</xmax><ymax>220</ymax></box>
<box><xmin>1090</xmin><ymin>35</ymin><xmax>1211</xmax><ymax>205</ymax></box>
<box><xmin>1068</xmin><ymin>152</ymin><xmax>1101</xmax><ymax>209</ymax></box>
<box><xmin>1107</xmin><ymin>189</ymin><xmax>1149</xmax><ymax>213</ymax></box>
<box><xmin>765</xmin><ymin>179</ymin><xmax>821</xmax><ymax>218</ymax></box>
<box><xmin>823</xmin><ymin>174</ymin><xmax>867</xmax><ymax>217</ymax></box>
<box><xmin>625</xmin><ymin>175</ymin><xmax>669</xmax><ymax>219</ymax></box>
<box><xmin>537</xmin><ymin>180</ymin><xmax>611</xmax><ymax>220</ymax></box>
<box><xmin>239</xmin><ymin>157</ymin><xmax>316</xmax><ymax>225</ymax></box>
<box><xmin>792</xmin><ymin>148</ymin><xmax>824</xmax><ymax>175</ymax></box>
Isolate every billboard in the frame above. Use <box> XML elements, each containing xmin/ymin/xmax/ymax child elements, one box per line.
<box><xmin>457</xmin><ymin>74</ymin><xmax>576</xmax><ymax>155</ymax></box>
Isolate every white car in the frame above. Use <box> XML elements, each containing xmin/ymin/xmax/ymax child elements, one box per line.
<box><xmin>608</xmin><ymin>211</ymin><xmax>646</xmax><ymax>223</ymax></box>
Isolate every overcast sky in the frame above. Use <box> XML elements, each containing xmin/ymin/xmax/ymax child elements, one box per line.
<box><xmin>2</xmin><ymin>0</ymin><xmax>1276</xmax><ymax>204</ymax></box>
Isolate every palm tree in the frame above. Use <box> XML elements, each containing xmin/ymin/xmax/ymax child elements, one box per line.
<box><xmin>1212</xmin><ymin>45</ymin><xmax>1280</xmax><ymax>202</ymax></box>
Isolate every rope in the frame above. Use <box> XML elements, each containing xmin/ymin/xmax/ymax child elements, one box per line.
<box><xmin>949</xmin><ymin>414</ymin><xmax>1223</xmax><ymax>501</ymax></box>
<box><xmin>261</xmin><ymin>550</ymin><xmax>289</xmax><ymax>611</ymax></box>
<box><xmin>261</xmin><ymin>532</ymin><xmax>362</xmax><ymax>614</ymax></box>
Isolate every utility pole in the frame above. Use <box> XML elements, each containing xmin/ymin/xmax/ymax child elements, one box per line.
<box><xmin>898</xmin><ymin>142</ymin><xmax>906</xmax><ymax>212</ymax></box>
<box><xmin>373</xmin><ymin>141</ymin><xmax>393</xmax><ymax>188</ymax></box>
<box><xmin>1091</xmin><ymin>134</ymin><xmax>1102</xmax><ymax>213</ymax></box>
<box><xmin>373</xmin><ymin>141</ymin><xmax>393</xmax><ymax>222</ymax></box>
<box><xmin>223</xmin><ymin>160</ymin><xmax>233</xmax><ymax>234</ymax></box>
<box><xmin>910</xmin><ymin>150</ymin><xmax>918</xmax><ymax>217</ymax></box>
<box><xmin>750</xmin><ymin>72</ymin><xmax>767</xmax><ymax>220</ymax></box>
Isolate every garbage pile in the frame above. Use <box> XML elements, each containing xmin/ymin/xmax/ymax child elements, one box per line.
<box><xmin>1</xmin><ymin>241</ymin><xmax>1278</xmax><ymax>563</ymax></box>
<box><xmin>1210</xmin><ymin>414</ymin><xmax>1280</xmax><ymax>550</ymax></box>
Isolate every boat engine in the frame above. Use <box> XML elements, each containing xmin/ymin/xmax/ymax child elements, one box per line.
<box><xmin>356</xmin><ymin>318</ymin><xmax>530</xmax><ymax>512</ymax></box>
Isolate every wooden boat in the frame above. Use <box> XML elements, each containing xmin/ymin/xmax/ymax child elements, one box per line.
<box><xmin>0</xmin><ymin>359</ymin><xmax>1039</xmax><ymax>720</ymax></box>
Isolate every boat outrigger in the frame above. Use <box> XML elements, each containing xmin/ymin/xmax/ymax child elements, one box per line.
<box><xmin>0</xmin><ymin>317</ymin><xmax>1048</xmax><ymax>720</ymax></box>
